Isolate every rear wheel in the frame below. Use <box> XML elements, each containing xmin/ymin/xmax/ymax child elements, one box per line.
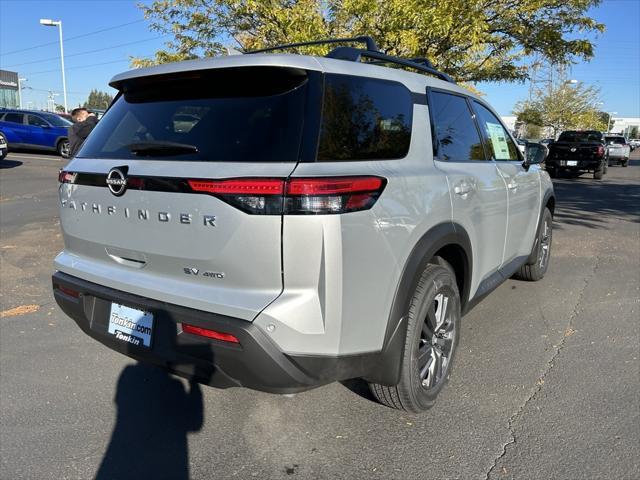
<box><xmin>369</xmin><ymin>262</ymin><xmax>460</xmax><ymax>413</ymax></box>
<box><xmin>622</xmin><ymin>158</ymin><xmax>629</xmax><ymax>167</ymax></box>
<box><xmin>57</xmin><ymin>139</ymin><xmax>70</xmax><ymax>159</ymax></box>
<box><xmin>594</xmin><ymin>163</ymin><xmax>604</xmax><ymax>179</ymax></box>
<box><xmin>514</xmin><ymin>208</ymin><xmax>552</xmax><ymax>281</ymax></box>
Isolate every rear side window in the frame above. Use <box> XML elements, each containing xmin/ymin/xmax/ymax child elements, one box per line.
<box><xmin>3</xmin><ymin>113</ymin><xmax>23</xmax><ymax>124</ymax></box>
<box><xmin>430</xmin><ymin>91</ymin><xmax>485</xmax><ymax>161</ymax></box>
<box><xmin>28</xmin><ymin>115</ymin><xmax>48</xmax><ymax>127</ymax></box>
<box><xmin>473</xmin><ymin>102</ymin><xmax>520</xmax><ymax>161</ymax></box>
<box><xmin>78</xmin><ymin>67</ymin><xmax>310</xmax><ymax>162</ymax></box>
<box><xmin>317</xmin><ymin>75</ymin><xmax>412</xmax><ymax>161</ymax></box>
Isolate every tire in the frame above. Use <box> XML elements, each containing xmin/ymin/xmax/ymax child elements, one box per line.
<box><xmin>514</xmin><ymin>207</ymin><xmax>552</xmax><ymax>281</ymax></box>
<box><xmin>369</xmin><ymin>262</ymin><xmax>461</xmax><ymax>413</ymax></box>
<box><xmin>594</xmin><ymin>163</ymin><xmax>604</xmax><ymax>179</ymax></box>
<box><xmin>0</xmin><ymin>133</ymin><xmax>7</xmax><ymax>160</ymax></box>
<box><xmin>57</xmin><ymin>139</ymin><xmax>70</xmax><ymax>159</ymax></box>
<box><xmin>622</xmin><ymin>158</ymin><xmax>629</xmax><ymax>167</ymax></box>
<box><xmin>603</xmin><ymin>162</ymin><xmax>608</xmax><ymax>174</ymax></box>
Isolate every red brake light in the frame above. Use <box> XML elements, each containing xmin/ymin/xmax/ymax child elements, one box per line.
<box><xmin>596</xmin><ymin>145</ymin><xmax>605</xmax><ymax>157</ymax></box>
<box><xmin>181</xmin><ymin>323</ymin><xmax>240</xmax><ymax>344</ymax></box>
<box><xmin>58</xmin><ymin>171</ymin><xmax>76</xmax><ymax>184</ymax></box>
<box><xmin>286</xmin><ymin>177</ymin><xmax>384</xmax><ymax>195</ymax></box>
<box><xmin>186</xmin><ymin>176</ymin><xmax>386</xmax><ymax>215</ymax></box>
<box><xmin>188</xmin><ymin>179</ymin><xmax>284</xmax><ymax>195</ymax></box>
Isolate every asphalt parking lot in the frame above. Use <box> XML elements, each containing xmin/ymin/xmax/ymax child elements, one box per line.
<box><xmin>1</xmin><ymin>150</ymin><xmax>639</xmax><ymax>480</ymax></box>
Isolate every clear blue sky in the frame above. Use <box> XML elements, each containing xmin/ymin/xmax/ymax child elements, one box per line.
<box><xmin>1</xmin><ymin>0</ymin><xmax>638</xmax><ymax>116</ymax></box>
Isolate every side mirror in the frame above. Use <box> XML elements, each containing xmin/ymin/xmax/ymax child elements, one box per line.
<box><xmin>524</xmin><ymin>142</ymin><xmax>548</xmax><ymax>166</ymax></box>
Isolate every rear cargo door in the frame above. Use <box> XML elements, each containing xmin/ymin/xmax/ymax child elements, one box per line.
<box><xmin>56</xmin><ymin>66</ymin><xmax>316</xmax><ymax>321</ymax></box>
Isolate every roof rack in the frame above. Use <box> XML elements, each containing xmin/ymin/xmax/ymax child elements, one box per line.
<box><xmin>245</xmin><ymin>36</ymin><xmax>454</xmax><ymax>84</ymax></box>
<box><xmin>246</xmin><ymin>36</ymin><xmax>380</xmax><ymax>55</ymax></box>
<box><xmin>326</xmin><ymin>46</ymin><xmax>455</xmax><ymax>83</ymax></box>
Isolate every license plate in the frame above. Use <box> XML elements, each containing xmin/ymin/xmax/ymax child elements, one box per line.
<box><xmin>107</xmin><ymin>303</ymin><xmax>154</xmax><ymax>348</ymax></box>
<box><xmin>567</xmin><ymin>160</ymin><xmax>578</xmax><ymax>166</ymax></box>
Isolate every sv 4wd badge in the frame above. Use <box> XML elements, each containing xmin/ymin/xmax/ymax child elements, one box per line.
<box><xmin>183</xmin><ymin>268</ymin><xmax>225</xmax><ymax>279</ymax></box>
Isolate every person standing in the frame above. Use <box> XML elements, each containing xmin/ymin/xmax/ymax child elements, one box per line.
<box><xmin>68</xmin><ymin>107</ymin><xmax>98</xmax><ymax>157</ymax></box>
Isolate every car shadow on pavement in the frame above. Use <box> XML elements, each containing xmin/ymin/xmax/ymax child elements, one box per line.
<box><xmin>0</xmin><ymin>160</ymin><xmax>22</xmax><ymax>169</ymax></box>
<box><xmin>94</xmin><ymin>362</ymin><xmax>204</xmax><ymax>480</ymax></box>
<box><xmin>552</xmin><ymin>161</ymin><xmax>639</xmax><ymax>229</ymax></box>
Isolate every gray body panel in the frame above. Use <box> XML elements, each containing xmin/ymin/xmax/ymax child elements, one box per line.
<box><xmin>56</xmin><ymin>52</ymin><xmax>554</xmax><ymax>359</ymax></box>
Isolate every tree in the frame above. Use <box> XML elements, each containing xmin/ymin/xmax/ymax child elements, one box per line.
<box><xmin>630</xmin><ymin>126</ymin><xmax>639</xmax><ymax>139</ymax></box>
<box><xmin>83</xmin><ymin>89</ymin><xmax>114</xmax><ymax>110</ymax></box>
<box><xmin>514</xmin><ymin>82</ymin><xmax>606</xmax><ymax>137</ymax></box>
<box><xmin>133</xmin><ymin>0</ymin><xmax>604</xmax><ymax>84</ymax></box>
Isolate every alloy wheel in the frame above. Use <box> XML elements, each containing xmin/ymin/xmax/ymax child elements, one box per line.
<box><xmin>417</xmin><ymin>291</ymin><xmax>456</xmax><ymax>390</ymax></box>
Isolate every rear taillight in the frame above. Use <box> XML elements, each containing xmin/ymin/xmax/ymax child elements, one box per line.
<box><xmin>188</xmin><ymin>178</ymin><xmax>285</xmax><ymax>214</ymax></box>
<box><xmin>181</xmin><ymin>323</ymin><xmax>240</xmax><ymax>344</ymax></box>
<box><xmin>58</xmin><ymin>171</ymin><xmax>76</xmax><ymax>184</ymax></box>
<box><xmin>596</xmin><ymin>145</ymin><xmax>605</xmax><ymax>157</ymax></box>
<box><xmin>187</xmin><ymin>176</ymin><xmax>386</xmax><ymax>215</ymax></box>
<box><xmin>285</xmin><ymin>177</ymin><xmax>385</xmax><ymax>214</ymax></box>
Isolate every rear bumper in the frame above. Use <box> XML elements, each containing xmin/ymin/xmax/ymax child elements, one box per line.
<box><xmin>546</xmin><ymin>158</ymin><xmax>602</xmax><ymax>170</ymax></box>
<box><xmin>52</xmin><ymin>271</ymin><xmax>379</xmax><ymax>393</ymax></box>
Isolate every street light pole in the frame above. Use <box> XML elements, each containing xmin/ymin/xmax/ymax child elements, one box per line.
<box><xmin>607</xmin><ymin>112</ymin><xmax>617</xmax><ymax>134</ymax></box>
<box><xmin>39</xmin><ymin>19</ymin><xmax>68</xmax><ymax>113</ymax></box>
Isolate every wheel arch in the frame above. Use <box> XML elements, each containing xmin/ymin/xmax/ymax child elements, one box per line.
<box><xmin>364</xmin><ymin>222</ymin><xmax>472</xmax><ymax>386</ymax></box>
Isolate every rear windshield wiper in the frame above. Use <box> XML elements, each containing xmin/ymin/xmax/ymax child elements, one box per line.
<box><xmin>128</xmin><ymin>141</ymin><xmax>198</xmax><ymax>156</ymax></box>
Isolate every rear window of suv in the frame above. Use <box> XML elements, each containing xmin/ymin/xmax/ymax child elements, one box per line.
<box><xmin>78</xmin><ymin>67</ymin><xmax>310</xmax><ymax>162</ymax></box>
<box><xmin>557</xmin><ymin>131</ymin><xmax>603</xmax><ymax>143</ymax></box>
<box><xmin>605</xmin><ymin>136</ymin><xmax>626</xmax><ymax>145</ymax></box>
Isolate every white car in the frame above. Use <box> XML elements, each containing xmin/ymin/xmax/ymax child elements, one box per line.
<box><xmin>605</xmin><ymin>135</ymin><xmax>631</xmax><ymax>167</ymax></box>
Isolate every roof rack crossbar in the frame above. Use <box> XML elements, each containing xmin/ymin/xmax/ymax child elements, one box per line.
<box><xmin>326</xmin><ymin>46</ymin><xmax>455</xmax><ymax>83</ymax></box>
<box><xmin>246</xmin><ymin>36</ymin><xmax>380</xmax><ymax>55</ymax></box>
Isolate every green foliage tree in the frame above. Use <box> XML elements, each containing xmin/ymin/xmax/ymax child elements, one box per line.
<box><xmin>83</xmin><ymin>89</ymin><xmax>114</xmax><ymax>110</ymax></box>
<box><xmin>133</xmin><ymin>0</ymin><xmax>604</xmax><ymax>83</ymax></box>
<box><xmin>629</xmin><ymin>125</ymin><xmax>639</xmax><ymax>139</ymax></box>
<box><xmin>514</xmin><ymin>82</ymin><xmax>606</xmax><ymax>137</ymax></box>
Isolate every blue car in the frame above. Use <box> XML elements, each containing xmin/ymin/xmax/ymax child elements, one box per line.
<box><xmin>0</xmin><ymin>109</ymin><xmax>72</xmax><ymax>158</ymax></box>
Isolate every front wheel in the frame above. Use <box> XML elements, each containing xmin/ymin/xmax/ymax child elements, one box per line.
<box><xmin>369</xmin><ymin>262</ymin><xmax>460</xmax><ymax>413</ymax></box>
<box><xmin>57</xmin><ymin>139</ymin><xmax>70</xmax><ymax>159</ymax></box>
<box><xmin>0</xmin><ymin>133</ymin><xmax>8</xmax><ymax>160</ymax></box>
<box><xmin>514</xmin><ymin>208</ymin><xmax>552</xmax><ymax>281</ymax></box>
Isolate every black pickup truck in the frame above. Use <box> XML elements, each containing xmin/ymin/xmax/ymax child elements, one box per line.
<box><xmin>546</xmin><ymin>130</ymin><xmax>607</xmax><ymax>179</ymax></box>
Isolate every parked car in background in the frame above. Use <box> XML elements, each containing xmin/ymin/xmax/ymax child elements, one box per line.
<box><xmin>605</xmin><ymin>135</ymin><xmax>631</xmax><ymax>167</ymax></box>
<box><xmin>546</xmin><ymin>130</ymin><xmax>607</xmax><ymax>179</ymax></box>
<box><xmin>0</xmin><ymin>132</ymin><xmax>7</xmax><ymax>160</ymax></box>
<box><xmin>0</xmin><ymin>109</ymin><xmax>72</xmax><ymax>158</ymax></box>
<box><xmin>627</xmin><ymin>138</ymin><xmax>638</xmax><ymax>151</ymax></box>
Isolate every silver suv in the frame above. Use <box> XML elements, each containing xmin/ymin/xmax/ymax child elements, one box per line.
<box><xmin>52</xmin><ymin>37</ymin><xmax>555</xmax><ymax>413</ymax></box>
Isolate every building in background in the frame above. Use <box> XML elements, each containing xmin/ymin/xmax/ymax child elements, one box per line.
<box><xmin>0</xmin><ymin>70</ymin><xmax>20</xmax><ymax>108</ymax></box>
